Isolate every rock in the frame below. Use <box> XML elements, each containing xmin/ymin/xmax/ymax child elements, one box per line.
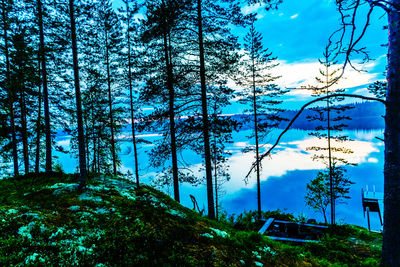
<box><xmin>52</xmin><ymin>184</ymin><xmax>79</xmax><ymax>196</ymax></box>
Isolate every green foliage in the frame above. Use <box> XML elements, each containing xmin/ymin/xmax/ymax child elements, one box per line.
<box><xmin>0</xmin><ymin>174</ymin><xmax>381</xmax><ymax>265</ymax></box>
<box><xmin>305</xmin><ymin>163</ymin><xmax>354</xmax><ymax>223</ymax></box>
<box><xmin>368</xmin><ymin>81</ymin><xmax>386</xmax><ymax>100</ymax></box>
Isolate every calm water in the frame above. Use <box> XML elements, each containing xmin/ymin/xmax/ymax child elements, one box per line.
<box><xmin>55</xmin><ymin>128</ymin><xmax>385</xmax><ymax>230</ymax></box>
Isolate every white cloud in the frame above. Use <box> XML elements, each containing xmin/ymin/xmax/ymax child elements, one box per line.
<box><xmin>218</xmin><ymin>134</ymin><xmax>381</xmax><ymax>194</ymax></box>
<box><xmin>290</xmin><ymin>14</ymin><xmax>299</xmax><ymax>19</ymax></box>
<box><xmin>271</xmin><ymin>60</ymin><xmax>380</xmax><ymax>97</ymax></box>
<box><xmin>368</xmin><ymin>158</ymin><xmax>379</xmax><ymax>163</ymax></box>
<box><xmin>241</xmin><ymin>3</ymin><xmax>266</xmax><ymax>15</ymax></box>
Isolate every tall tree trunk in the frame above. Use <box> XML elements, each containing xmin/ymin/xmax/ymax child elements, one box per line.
<box><xmin>19</xmin><ymin>91</ymin><xmax>29</xmax><ymax>174</ymax></box>
<box><xmin>38</xmin><ymin>0</ymin><xmax>52</xmax><ymax>172</ymax></box>
<box><xmin>84</xmin><ymin>113</ymin><xmax>89</xmax><ymax>170</ymax></box>
<box><xmin>326</xmin><ymin>61</ymin><xmax>334</xmax><ymax>225</ymax></box>
<box><xmin>126</xmin><ymin>2</ymin><xmax>140</xmax><ymax>187</ymax></box>
<box><xmin>35</xmin><ymin>58</ymin><xmax>42</xmax><ymax>173</ymax></box>
<box><xmin>69</xmin><ymin>0</ymin><xmax>87</xmax><ymax>188</ymax></box>
<box><xmin>197</xmin><ymin>0</ymin><xmax>215</xmax><ymax>219</ymax></box>
<box><xmin>213</xmin><ymin>132</ymin><xmax>218</xmax><ymax>220</ymax></box>
<box><xmin>105</xmin><ymin>31</ymin><xmax>117</xmax><ymax>176</ymax></box>
<box><xmin>382</xmin><ymin>1</ymin><xmax>400</xmax><ymax>264</ymax></box>
<box><xmin>161</xmin><ymin>10</ymin><xmax>180</xmax><ymax>202</ymax></box>
<box><xmin>2</xmin><ymin>0</ymin><xmax>18</xmax><ymax>176</ymax></box>
<box><xmin>159</xmin><ymin>0</ymin><xmax>179</xmax><ymax>202</ymax></box>
<box><xmin>251</xmin><ymin>45</ymin><xmax>262</xmax><ymax>220</ymax></box>
<box><xmin>9</xmin><ymin>101</ymin><xmax>18</xmax><ymax>175</ymax></box>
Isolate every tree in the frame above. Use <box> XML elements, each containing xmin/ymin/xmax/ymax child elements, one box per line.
<box><xmin>305</xmin><ymin>163</ymin><xmax>354</xmax><ymax>224</ymax></box>
<box><xmin>368</xmin><ymin>81</ymin><xmax>386</xmax><ymax>100</ymax></box>
<box><xmin>119</xmin><ymin>0</ymin><xmax>140</xmax><ymax>187</ymax></box>
<box><xmin>306</xmin><ymin>47</ymin><xmax>355</xmax><ymax>224</ymax></box>
<box><xmin>139</xmin><ymin>0</ymin><xmax>192</xmax><ymax>202</ymax></box>
<box><xmin>96</xmin><ymin>0</ymin><xmax>125</xmax><ymax>176</ymax></box>
<box><xmin>208</xmin><ymin>85</ymin><xmax>238</xmax><ymax>220</ymax></box>
<box><xmin>9</xmin><ymin>26</ymin><xmax>39</xmax><ymax>174</ymax></box>
<box><xmin>69</xmin><ymin>0</ymin><xmax>87</xmax><ymax>188</ymax></box>
<box><xmin>37</xmin><ymin>0</ymin><xmax>52</xmax><ymax>172</ymax></box>
<box><xmin>250</xmin><ymin>0</ymin><xmax>398</xmax><ymax>260</ymax></box>
<box><xmin>189</xmin><ymin>0</ymin><xmax>250</xmax><ymax>219</ymax></box>
<box><xmin>239</xmin><ymin>22</ymin><xmax>286</xmax><ymax>220</ymax></box>
<box><xmin>0</xmin><ymin>0</ymin><xmax>18</xmax><ymax>176</ymax></box>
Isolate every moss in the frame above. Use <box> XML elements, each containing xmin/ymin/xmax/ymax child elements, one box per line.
<box><xmin>0</xmin><ymin>173</ymin><xmax>381</xmax><ymax>266</ymax></box>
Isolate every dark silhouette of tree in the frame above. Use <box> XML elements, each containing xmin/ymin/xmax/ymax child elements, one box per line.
<box><xmin>119</xmin><ymin>0</ymin><xmax>140</xmax><ymax>187</ymax></box>
<box><xmin>209</xmin><ymin>86</ymin><xmax>239</xmax><ymax>220</ymax></box>
<box><xmin>140</xmin><ymin>0</ymin><xmax>192</xmax><ymax>202</ymax></box>
<box><xmin>0</xmin><ymin>0</ymin><xmax>18</xmax><ymax>176</ymax></box>
<box><xmin>9</xmin><ymin>27</ymin><xmax>39</xmax><ymax>174</ymax></box>
<box><xmin>190</xmin><ymin>0</ymin><xmax>251</xmax><ymax>219</ymax></box>
<box><xmin>306</xmin><ymin>47</ymin><xmax>355</xmax><ymax>225</ymax></box>
<box><xmin>96</xmin><ymin>1</ymin><xmax>125</xmax><ymax>176</ymax></box>
<box><xmin>368</xmin><ymin>81</ymin><xmax>386</xmax><ymax>100</ymax></box>
<box><xmin>37</xmin><ymin>0</ymin><xmax>52</xmax><ymax>173</ymax></box>
<box><xmin>69</xmin><ymin>0</ymin><xmax>87</xmax><ymax>188</ymax></box>
<box><xmin>305</xmin><ymin>163</ymin><xmax>354</xmax><ymax>223</ymax></box>
<box><xmin>239</xmin><ymin>22</ymin><xmax>285</xmax><ymax>220</ymax></box>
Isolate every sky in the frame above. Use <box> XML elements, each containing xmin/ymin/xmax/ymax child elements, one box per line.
<box><xmin>112</xmin><ymin>0</ymin><xmax>388</xmax><ymax>111</ymax></box>
<box><xmin>238</xmin><ymin>0</ymin><xmax>388</xmax><ymax>110</ymax></box>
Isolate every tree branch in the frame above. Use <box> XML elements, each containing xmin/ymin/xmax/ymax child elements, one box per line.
<box><xmin>245</xmin><ymin>93</ymin><xmax>386</xmax><ymax>178</ymax></box>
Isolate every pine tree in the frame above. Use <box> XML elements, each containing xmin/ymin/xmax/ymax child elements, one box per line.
<box><xmin>306</xmin><ymin>47</ymin><xmax>354</xmax><ymax>224</ymax></box>
<box><xmin>9</xmin><ymin>26</ymin><xmax>39</xmax><ymax>174</ymax></box>
<box><xmin>0</xmin><ymin>0</ymin><xmax>18</xmax><ymax>176</ymax></box>
<box><xmin>208</xmin><ymin>85</ymin><xmax>238</xmax><ymax>220</ymax></box>
<box><xmin>239</xmin><ymin>22</ymin><xmax>286</xmax><ymax>220</ymax></box>
<box><xmin>139</xmin><ymin>0</ymin><xmax>193</xmax><ymax>202</ymax></box>
<box><xmin>119</xmin><ymin>0</ymin><xmax>140</xmax><ymax>187</ymax></box>
<box><xmin>69</xmin><ymin>0</ymin><xmax>87</xmax><ymax>188</ymax></box>
<box><xmin>305</xmin><ymin>163</ymin><xmax>354</xmax><ymax>224</ymax></box>
<box><xmin>187</xmin><ymin>0</ymin><xmax>250</xmax><ymax>219</ymax></box>
<box><xmin>96</xmin><ymin>0</ymin><xmax>124</xmax><ymax>176</ymax></box>
<box><xmin>37</xmin><ymin>0</ymin><xmax>52</xmax><ymax>172</ymax></box>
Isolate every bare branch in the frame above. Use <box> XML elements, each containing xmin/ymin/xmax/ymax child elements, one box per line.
<box><xmin>245</xmin><ymin>93</ymin><xmax>386</xmax><ymax>178</ymax></box>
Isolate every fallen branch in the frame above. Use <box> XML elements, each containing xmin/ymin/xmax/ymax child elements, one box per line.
<box><xmin>246</xmin><ymin>93</ymin><xmax>386</xmax><ymax>178</ymax></box>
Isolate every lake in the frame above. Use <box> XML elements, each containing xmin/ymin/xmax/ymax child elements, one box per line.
<box><xmin>54</xmin><ymin>128</ymin><xmax>385</xmax><ymax>230</ymax></box>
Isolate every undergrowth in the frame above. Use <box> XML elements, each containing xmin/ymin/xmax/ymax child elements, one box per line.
<box><xmin>0</xmin><ymin>173</ymin><xmax>381</xmax><ymax>266</ymax></box>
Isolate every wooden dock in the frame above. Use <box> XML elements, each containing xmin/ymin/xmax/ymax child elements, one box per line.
<box><xmin>258</xmin><ymin>218</ymin><xmax>328</xmax><ymax>243</ymax></box>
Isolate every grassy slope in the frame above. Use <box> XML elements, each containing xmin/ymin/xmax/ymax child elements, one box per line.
<box><xmin>0</xmin><ymin>173</ymin><xmax>381</xmax><ymax>266</ymax></box>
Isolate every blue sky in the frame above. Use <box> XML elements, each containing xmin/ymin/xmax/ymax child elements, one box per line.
<box><xmin>237</xmin><ymin>0</ymin><xmax>388</xmax><ymax>111</ymax></box>
<box><xmin>112</xmin><ymin>0</ymin><xmax>388</xmax><ymax>111</ymax></box>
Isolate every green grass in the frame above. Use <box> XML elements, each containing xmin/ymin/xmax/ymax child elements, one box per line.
<box><xmin>0</xmin><ymin>173</ymin><xmax>382</xmax><ymax>266</ymax></box>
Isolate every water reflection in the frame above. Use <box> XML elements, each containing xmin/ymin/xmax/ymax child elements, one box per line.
<box><xmin>55</xmin><ymin>128</ymin><xmax>384</xmax><ymax>230</ymax></box>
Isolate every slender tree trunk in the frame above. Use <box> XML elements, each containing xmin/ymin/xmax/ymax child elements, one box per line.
<box><xmin>69</xmin><ymin>0</ymin><xmax>87</xmax><ymax>188</ymax></box>
<box><xmin>105</xmin><ymin>31</ymin><xmax>117</xmax><ymax>176</ymax></box>
<box><xmin>160</xmin><ymin>0</ymin><xmax>179</xmax><ymax>202</ymax></box>
<box><xmin>19</xmin><ymin>91</ymin><xmax>29</xmax><ymax>174</ymax></box>
<box><xmin>197</xmin><ymin>0</ymin><xmax>215</xmax><ymax>219</ymax></box>
<box><xmin>126</xmin><ymin>3</ymin><xmax>140</xmax><ymax>187</ymax></box>
<box><xmin>84</xmin><ymin>113</ymin><xmax>89</xmax><ymax>171</ymax></box>
<box><xmin>251</xmin><ymin>47</ymin><xmax>262</xmax><ymax>220</ymax></box>
<box><xmin>9</xmin><ymin>102</ymin><xmax>18</xmax><ymax>175</ymax></box>
<box><xmin>326</xmin><ymin>61</ymin><xmax>334</xmax><ymax>225</ymax></box>
<box><xmin>35</xmin><ymin>59</ymin><xmax>42</xmax><ymax>173</ymax></box>
<box><xmin>382</xmin><ymin>2</ymin><xmax>400</xmax><ymax>264</ymax></box>
<box><xmin>38</xmin><ymin>0</ymin><xmax>52</xmax><ymax>172</ymax></box>
<box><xmin>213</xmin><ymin>134</ymin><xmax>218</xmax><ymax>220</ymax></box>
<box><xmin>91</xmin><ymin>103</ymin><xmax>96</xmax><ymax>173</ymax></box>
<box><xmin>2</xmin><ymin>1</ymin><xmax>18</xmax><ymax>176</ymax></box>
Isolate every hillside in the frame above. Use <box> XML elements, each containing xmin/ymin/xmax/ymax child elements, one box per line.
<box><xmin>0</xmin><ymin>173</ymin><xmax>381</xmax><ymax>266</ymax></box>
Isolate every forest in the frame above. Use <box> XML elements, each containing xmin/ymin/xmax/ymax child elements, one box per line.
<box><xmin>0</xmin><ymin>0</ymin><xmax>399</xmax><ymax>265</ymax></box>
